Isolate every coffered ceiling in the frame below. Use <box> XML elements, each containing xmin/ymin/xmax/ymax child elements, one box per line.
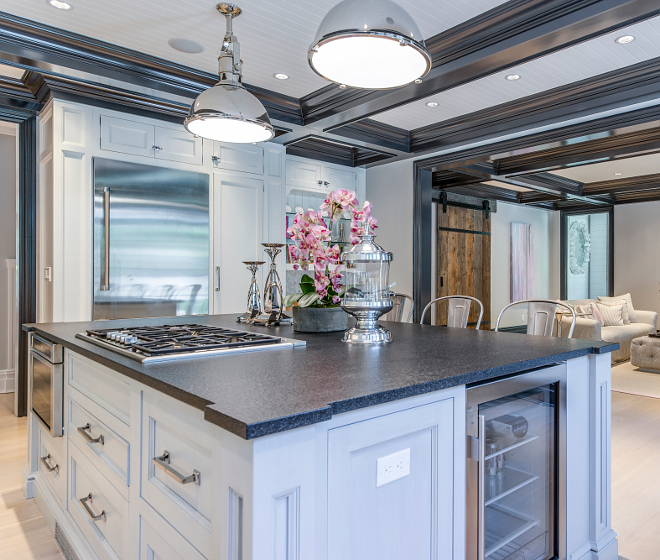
<box><xmin>0</xmin><ymin>0</ymin><xmax>510</xmax><ymax>98</ymax></box>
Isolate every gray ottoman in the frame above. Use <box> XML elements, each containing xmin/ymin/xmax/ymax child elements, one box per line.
<box><xmin>631</xmin><ymin>336</ymin><xmax>660</xmax><ymax>373</ymax></box>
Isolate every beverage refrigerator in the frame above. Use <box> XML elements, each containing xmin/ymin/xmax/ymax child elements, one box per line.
<box><xmin>466</xmin><ymin>365</ymin><xmax>567</xmax><ymax>560</ymax></box>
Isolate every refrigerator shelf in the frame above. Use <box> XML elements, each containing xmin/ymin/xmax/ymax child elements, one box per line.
<box><xmin>485</xmin><ymin>504</ymin><xmax>540</xmax><ymax>558</ymax></box>
<box><xmin>485</xmin><ymin>466</ymin><xmax>540</xmax><ymax>506</ymax></box>
<box><xmin>484</xmin><ymin>434</ymin><xmax>539</xmax><ymax>461</ymax></box>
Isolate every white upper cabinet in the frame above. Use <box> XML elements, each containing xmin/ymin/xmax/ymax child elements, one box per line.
<box><xmin>154</xmin><ymin>127</ymin><xmax>202</xmax><ymax>165</ymax></box>
<box><xmin>101</xmin><ymin>115</ymin><xmax>154</xmax><ymax>158</ymax></box>
<box><xmin>212</xmin><ymin>141</ymin><xmax>264</xmax><ymax>175</ymax></box>
<box><xmin>100</xmin><ymin>115</ymin><xmax>202</xmax><ymax>165</ymax></box>
<box><xmin>286</xmin><ymin>156</ymin><xmax>361</xmax><ymax>196</ymax></box>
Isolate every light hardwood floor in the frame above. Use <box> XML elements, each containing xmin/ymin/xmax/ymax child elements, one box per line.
<box><xmin>0</xmin><ymin>392</ymin><xmax>63</xmax><ymax>560</ymax></box>
<box><xmin>0</xmin><ymin>390</ymin><xmax>657</xmax><ymax>559</ymax></box>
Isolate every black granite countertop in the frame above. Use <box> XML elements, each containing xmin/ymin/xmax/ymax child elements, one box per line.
<box><xmin>24</xmin><ymin>315</ymin><xmax>618</xmax><ymax>440</ymax></box>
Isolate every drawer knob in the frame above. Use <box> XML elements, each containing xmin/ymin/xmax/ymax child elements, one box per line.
<box><xmin>79</xmin><ymin>493</ymin><xmax>106</xmax><ymax>522</ymax></box>
<box><xmin>78</xmin><ymin>423</ymin><xmax>104</xmax><ymax>445</ymax></box>
<box><xmin>153</xmin><ymin>450</ymin><xmax>201</xmax><ymax>486</ymax></box>
<box><xmin>152</xmin><ymin>145</ymin><xmax>163</xmax><ymax>151</ymax></box>
<box><xmin>40</xmin><ymin>453</ymin><xmax>59</xmax><ymax>475</ymax></box>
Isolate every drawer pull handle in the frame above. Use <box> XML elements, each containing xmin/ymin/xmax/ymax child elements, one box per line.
<box><xmin>40</xmin><ymin>454</ymin><xmax>59</xmax><ymax>475</ymax></box>
<box><xmin>79</xmin><ymin>493</ymin><xmax>105</xmax><ymax>522</ymax></box>
<box><xmin>152</xmin><ymin>145</ymin><xmax>162</xmax><ymax>151</ymax></box>
<box><xmin>153</xmin><ymin>450</ymin><xmax>200</xmax><ymax>486</ymax></box>
<box><xmin>78</xmin><ymin>423</ymin><xmax>104</xmax><ymax>445</ymax></box>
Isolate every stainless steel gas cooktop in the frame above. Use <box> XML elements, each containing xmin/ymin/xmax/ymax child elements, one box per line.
<box><xmin>75</xmin><ymin>324</ymin><xmax>305</xmax><ymax>363</ymax></box>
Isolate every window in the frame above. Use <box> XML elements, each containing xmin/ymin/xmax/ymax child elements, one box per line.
<box><xmin>560</xmin><ymin>208</ymin><xmax>613</xmax><ymax>300</ymax></box>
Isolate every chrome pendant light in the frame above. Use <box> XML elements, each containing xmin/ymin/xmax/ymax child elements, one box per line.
<box><xmin>308</xmin><ymin>0</ymin><xmax>431</xmax><ymax>89</ymax></box>
<box><xmin>185</xmin><ymin>4</ymin><xmax>274</xmax><ymax>144</ymax></box>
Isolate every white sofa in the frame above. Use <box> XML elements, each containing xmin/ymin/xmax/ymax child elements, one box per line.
<box><xmin>559</xmin><ymin>298</ymin><xmax>658</xmax><ymax>362</ymax></box>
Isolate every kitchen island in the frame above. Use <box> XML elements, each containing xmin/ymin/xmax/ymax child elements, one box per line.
<box><xmin>24</xmin><ymin>315</ymin><xmax>619</xmax><ymax>560</ymax></box>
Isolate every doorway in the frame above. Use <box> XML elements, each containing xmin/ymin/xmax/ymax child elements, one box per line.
<box><xmin>435</xmin><ymin>205</ymin><xmax>491</xmax><ymax>329</ymax></box>
<box><xmin>0</xmin><ymin>123</ymin><xmax>18</xmax><ymax>409</ymax></box>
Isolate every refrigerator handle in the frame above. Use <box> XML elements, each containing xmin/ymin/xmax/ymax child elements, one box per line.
<box><xmin>478</xmin><ymin>414</ymin><xmax>486</xmax><ymax>560</ymax></box>
<box><xmin>216</xmin><ymin>266</ymin><xmax>221</xmax><ymax>292</ymax></box>
<box><xmin>101</xmin><ymin>188</ymin><xmax>110</xmax><ymax>291</ymax></box>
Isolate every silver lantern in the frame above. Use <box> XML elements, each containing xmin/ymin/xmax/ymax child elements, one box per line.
<box><xmin>340</xmin><ymin>235</ymin><xmax>393</xmax><ymax>343</ymax></box>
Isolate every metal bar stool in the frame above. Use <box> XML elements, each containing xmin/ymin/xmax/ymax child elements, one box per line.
<box><xmin>386</xmin><ymin>293</ymin><xmax>414</xmax><ymax>323</ymax></box>
<box><xmin>495</xmin><ymin>299</ymin><xmax>577</xmax><ymax>338</ymax></box>
<box><xmin>420</xmin><ymin>295</ymin><xmax>484</xmax><ymax>329</ymax></box>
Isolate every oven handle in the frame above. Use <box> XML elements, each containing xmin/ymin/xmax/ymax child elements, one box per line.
<box><xmin>101</xmin><ymin>187</ymin><xmax>110</xmax><ymax>291</ymax></box>
<box><xmin>78</xmin><ymin>423</ymin><xmax>104</xmax><ymax>445</ymax></box>
<box><xmin>153</xmin><ymin>450</ymin><xmax>200</xmax><ymax>485</ymax></box>
<box><xmin>478</xmin><ymin>414</ymin><xmax>486</xmax><ymax>560</ymax></box>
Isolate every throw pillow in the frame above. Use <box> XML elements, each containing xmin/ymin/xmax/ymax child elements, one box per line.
<box><xmin>589</xmin><ymin>302</ymin><xmax>604</xmax><ymax>326</ymax></box>
<box><xmin>574</xmin><ymin>304</ymin><xmax>593</xmax><ymax>318</ymax></box>
<box><xmin>598</xmin><ymin>299</ymin><xmax>630</xmax><ymax>324</ymax></box>
<box><xmin>598</xmin><ymin>293</ymin><xmax>638</xmax><ymax>322</ymax></box>
<box><xmin>596</xmin><ymin>303</ymin><xmax>624</xmax><ymax>327</ymax></box>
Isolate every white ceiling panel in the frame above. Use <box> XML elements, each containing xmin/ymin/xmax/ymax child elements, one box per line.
<box><xmin>372</xmin><ymin>15</ymin><xmax>660</xmax><ymax>130</ymax></box>
<box><xmin>0</xmin><ymin>0</ymin><xmax>510</xmax><ymax>98</ymax></box>
<box><xmin>553</xmin><ymin>152</ymin><xmax>660</xmax><ymax>183</ymax></box>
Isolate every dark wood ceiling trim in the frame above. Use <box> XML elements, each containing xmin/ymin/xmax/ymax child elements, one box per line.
<box><xmin>326</xmin><ymin>119</ymin><xmax>410</xmax><ymax>152</ymax></box>
<box><xmin>583</xmin><ymin>173</ymin><xmax>660</xmax><ymax>195</ymax></box>
<box><xmin>435</xmin><ymin>183</ymin><xmax>520</xmax><ymax>204</ymax></box>
<box><xmin>410</xmin><ymin>56</ymin><xmax>660</xmax><ymax>153</ymax></box>
<box><xmin>284</xmin><ymin>135</ymin><xmax>395</xmax><ymax>167</ymax></box>
<box><xmin>0</xmin><ymin>75</ymin><xmax>40</xmax><ymax>112</ymax></box>
<box><xmin>418</xmin><ymin>104</ymin><xmax>660</xmax><ymax>173</ymax></box>
<box><xmin>0</xmin><ymin>11</ymin><xmax>303</xmax><ymax>124</ymax></box>
<box><xmin>299</xmin><ymin>0</ymin><xmax>660</xmax><ymax>128</ymax></box>
<box><xmin>500</xmin><ymin>172</ymin><xmax>584</xmax><ymax>196</ymax></box>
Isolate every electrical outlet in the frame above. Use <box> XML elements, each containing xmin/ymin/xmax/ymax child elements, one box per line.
<box><xmin>376</xmin><ymin>448</ymin><xmax>410</xmax><ymax>487</ymax></box>
<box><xmin>522</xmin><ymin>313</ymin><xmax>526</xmax><ymax>321</ymax></box>
<box><xmin>44</xmin><ymin>267</ymin><xmax>52</xmax><ymax>281</ymax></box>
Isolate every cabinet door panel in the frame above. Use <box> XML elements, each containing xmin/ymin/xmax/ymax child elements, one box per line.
<box><xmin>101</xmin><ymin>115</ymin><xmax>155</xmax><ymax>157</ymax></box>
<box><xmin>328</xmin><ymin>398</ymin><xmax>455</xmax><ymax>560</ymax></box>
<box><xmin>213</xmin><ymin>171</ymin><xmax>264</xmax><ymax>315</ymax></box>
<box><xmin>213</xmin><ymin>142</ymin><xmax>264</xmax><ymax>174</ymax></box>
<box><xmin>154</xmin><ymin>127</ymin><xmax>203</xmax><ymax>165</ymax></box>
<box><xmin>286</xmin><ymin>159</ymin><xmax>323</xmax><ymax>192</ymax></box>
<box><xmin>326</xmin><ymin>166</ymin><xmax>357</xmax><ymax>192</ymax></box>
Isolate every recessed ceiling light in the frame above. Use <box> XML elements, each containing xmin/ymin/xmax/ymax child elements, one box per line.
<box><xmin>614</xmin><ymin>172</ymin><xmax>623</xmax><ymax>176</ymax></box>
<box><xmin>47</xmin><ymin>0</ymin><xmax>73</xmax><ymax>9</ymax></box>
<box><xmin>273</xmin><ymin>73</ymin><xmax>289</xmax><ymax>80</ymax></box>
<box><xmin>426</xmin><ymin>101</ymin><xmax>439</xmax><ymax>108</ymax></box>
<box><xmin>168</xmin><ymin>38</ymin><xmax>204</xmax><ymax>54</ymax></box>
<box><xmin>505</xmin><ymin>74</ymin><xmax>521</xmax><ymax>81</ymax></box>
<box><xmin>615</xmin><ymin>35</ymin><xmax>635</xmax><ymax>45</ymax></box>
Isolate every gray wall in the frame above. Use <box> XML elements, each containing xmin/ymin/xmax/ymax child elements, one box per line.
<box><xmin>0</xmin><ymin>132</ymin><xmax>16</xmax><ymax>370</ymax></box>
<box><xmin>614</xmin><ymin>201</ymin><xmax>660</xmax><ymax>315</ymax></box>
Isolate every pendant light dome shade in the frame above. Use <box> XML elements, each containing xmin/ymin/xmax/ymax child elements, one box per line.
<box><xmin>184</xmin><ymin>4</ymin><xmax>274</xmax><ymax>144</ymax></box>
<box><xmin>308</xmin><ymin>0</ymin><xmax>431</xmax><ymax>89</ymax></box>
<box><xmin>185</xmin><ymin>83</ymin><xmax>274</xmax><ymax>143</ymax></box>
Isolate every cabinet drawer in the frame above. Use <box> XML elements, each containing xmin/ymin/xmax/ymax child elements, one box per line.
<box><xmin>69</xmin><ymin>396</ymin><xmax>130</xmax><ymax>486</ymax></box>
<box><xmin>67</xmin><ymin>351</ymin><xmax>131</xmax><ymax>425</ymax></box>
<box><xmin>141</xmin><ymin>392</ymin><xmax>213</xmax><ymax>558</ymax></box>
<box><xmin>37</xmin><ymin>423</ymin><xmax>66</xmax><ymax>508</ymax></box>
<box><xmin>69</xmin><ymin>440</ymin><xmax>129</xmax><ymax>560</ymax></box>
<box><xmin>212</xmin><ymin>142</ymin><xmax>263</xmax><ymax>174</ymax></box>
<box><xmin>140</xmin><ymin>515</ymin><xmax>206</xmax><ymax>560</ymax></box>
<box><xmin>155</xmin><ymin>127</ymin><xmax>203</xmax><ymax>165</ymax></box>
<box><xmin>101</xmin><ymin>115</ymin><xmax>155</xmax><ymax>158</ymax></box>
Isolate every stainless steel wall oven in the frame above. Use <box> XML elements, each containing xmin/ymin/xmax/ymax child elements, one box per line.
<box><xmin>467</xmin><ymin>365</ymin><xmax>567</xmax><ymax>560</ymax></box>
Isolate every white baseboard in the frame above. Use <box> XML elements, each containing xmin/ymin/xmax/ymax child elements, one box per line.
<box><xmin>0</xmin><ymin>369</ymin><xmax>15</xmax><ymax>393</ymax></box>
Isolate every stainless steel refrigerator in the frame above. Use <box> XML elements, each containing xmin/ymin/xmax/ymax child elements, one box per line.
<box><xmin>93</xmin><ymin>158</ymin><xmax>210</xmax><ymax>320</ymax></box>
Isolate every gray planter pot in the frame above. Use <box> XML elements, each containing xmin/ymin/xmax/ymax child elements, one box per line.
<box><xmin>292</xmin><ymin>306</ymin><xmax>349</xmax><ymax>333</ymax></box>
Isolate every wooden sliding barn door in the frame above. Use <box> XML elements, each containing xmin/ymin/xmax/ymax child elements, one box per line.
<box><xmin>436</xmin><ymin>205</ymin><xmax>491</xmax><ymax>329</ymax></box>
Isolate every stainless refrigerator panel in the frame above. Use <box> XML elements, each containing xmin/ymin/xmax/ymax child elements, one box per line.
<box><xmin>93</xmin><ymin>158</ymin><xmax>210</xmax><ymax>320</ymax></box>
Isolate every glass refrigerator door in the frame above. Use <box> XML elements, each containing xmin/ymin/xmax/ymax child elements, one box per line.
<box><xmin>479</xmin><ymin>384</ymin><xmax>557</xmax><ymax>560</ymax></box>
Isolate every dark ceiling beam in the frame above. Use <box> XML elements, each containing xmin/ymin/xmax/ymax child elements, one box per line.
<box><xmin>302</xmin><ymin>0</ymin><xmax>660</xmax><ymax>129</ymax></box>
<box><xmin>409</xmin><ymin>56</ymin><xmax>660</xmax><ymax>154</ymax></box>
<box><xmin>0</xmin><ymin>11</ymin><xmax>304</xmax><ymax>125</ymax></box>
<box><xmin>497</xmin><ymin>126</ymin><xmax>660</xmax><ymax>175</ymax></box>
<box><xmin>325</xmin><ymin>119</ymin><xmax>410</xmax><ymax>153</ymax></box>
<box><xmin>497</xmin><ymin>172</ymin><xmax>585</xmax><ymax>196</ymax></box>
<box><xmin>583</xmin><ymin>173</ymin><xmax>660</xmax><ymax>196</ymax></box>
<box><xmin>435</xmin><ymin>183</ymin><xmax>520</xmax><ymax>204</ymax></box>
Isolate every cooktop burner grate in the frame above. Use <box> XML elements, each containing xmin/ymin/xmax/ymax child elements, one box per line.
<box><xmin>76</xmin><ymin>323</ymin><xmax>303</xmax><ymax>363</ymax></box>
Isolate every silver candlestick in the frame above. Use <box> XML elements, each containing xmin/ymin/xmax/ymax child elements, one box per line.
<box><xmin>260</xmin><ymin>243</ymin><xmax>292</xmax><ymax>325</ymax></box>
<box><xmin>239</xmin><ymin>261</ymin><xmax>265</xmax><ymax>320</ymax></box>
